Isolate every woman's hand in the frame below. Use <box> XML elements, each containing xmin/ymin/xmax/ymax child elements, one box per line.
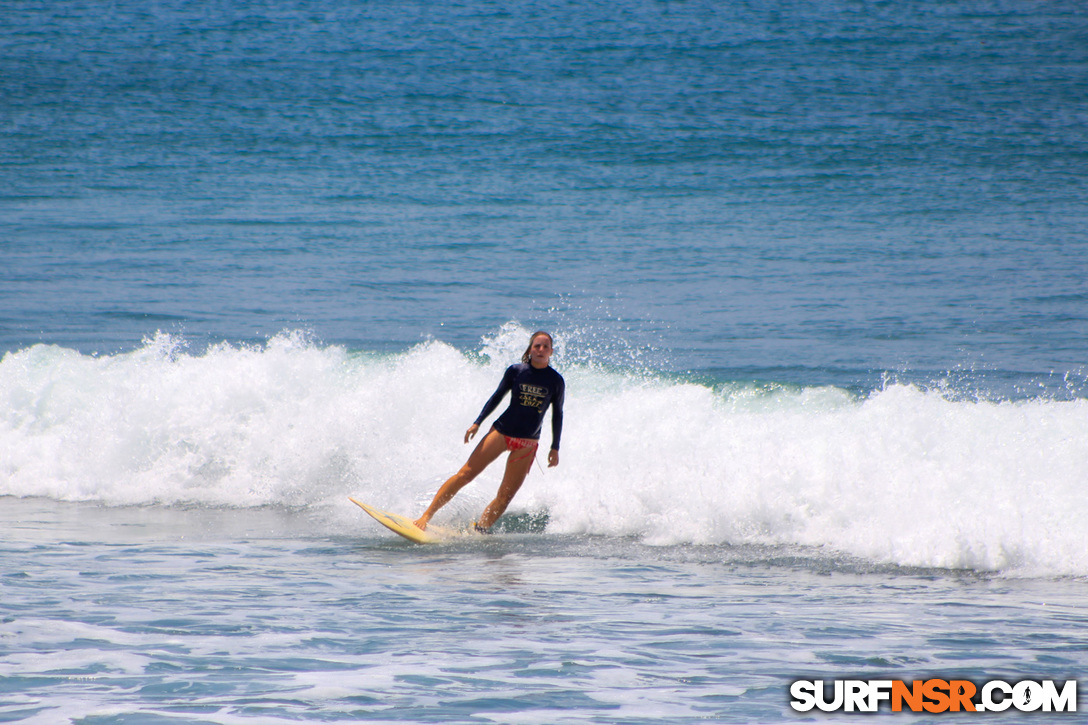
<box><xmin>547</xmin><ymin>449</ymin><xmax>559</xmax><ymax>468</ymax></box>
<box><xmin>464</xmin><ymin>424</ymin><xmax>480</xmax><ymax>444</ymax></box>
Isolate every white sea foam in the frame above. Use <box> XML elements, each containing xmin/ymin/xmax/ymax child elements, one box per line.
<box><xmin>3</xmin><ymin>327</ymin><xmax>1087</xmax><ymax>575</ymax></box>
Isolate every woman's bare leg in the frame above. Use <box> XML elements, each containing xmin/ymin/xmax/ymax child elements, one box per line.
<box><xmin>414</xmin><ymin>429</ymin><xmax>506</xmax><ymax>530</ymax></box>
<box><xmin>476</xmin><ymin>445</ymin><xmax>537</xmax><ymax>530</ymax></box>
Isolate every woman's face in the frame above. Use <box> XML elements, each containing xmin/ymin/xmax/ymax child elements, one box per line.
<box><xmin>528</xmin><ymin>334</ymin><xmax>553</xmax><ymax>368</ymax></box>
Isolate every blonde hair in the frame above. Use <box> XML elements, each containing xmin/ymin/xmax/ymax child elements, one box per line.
<box><xmin>521</xmin><ymin>331</ymin><xmax>554</xmax><ymax>364</ymax></box>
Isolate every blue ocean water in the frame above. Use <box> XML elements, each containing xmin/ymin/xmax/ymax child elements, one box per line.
<box><xmin>2</xmin><ymin>0</ymin><xmax>1088</xmax><ymax>722</ymax></box>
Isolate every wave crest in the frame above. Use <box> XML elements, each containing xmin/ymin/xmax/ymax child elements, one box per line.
<box><xmin>3</xmin><ymin>330</ymin><xmax>1087</xmax><ymax>575</ymax></box>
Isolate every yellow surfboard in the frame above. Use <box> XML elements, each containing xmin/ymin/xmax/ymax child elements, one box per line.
<box><xmin>349</xmin><ymin>497</ymin><xmax>452</xmax><ymax>544</ymax></box>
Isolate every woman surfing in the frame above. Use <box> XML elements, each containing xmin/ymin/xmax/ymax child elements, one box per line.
<box><xmin>414</xmin><ymin>330</ymin><xmax>565</xmax><ymax>533</ymax></box>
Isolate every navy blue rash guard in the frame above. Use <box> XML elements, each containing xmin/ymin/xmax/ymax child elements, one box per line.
<box><xmin>474</xmin><ymin>363</ymin><xmax>565</xmax><ymax>450</ymax></box>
